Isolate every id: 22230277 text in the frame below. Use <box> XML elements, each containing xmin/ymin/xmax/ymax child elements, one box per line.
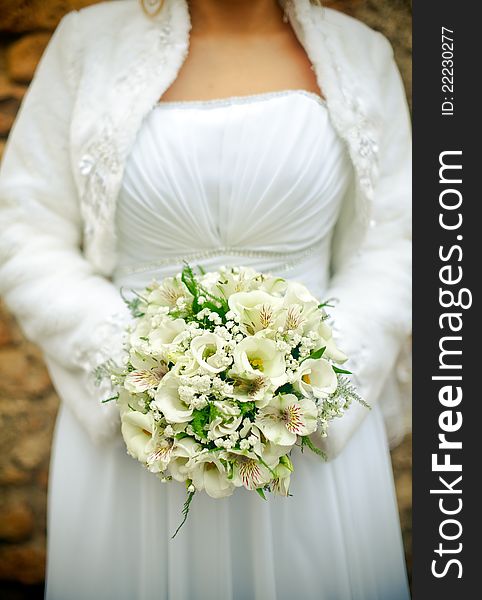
<box><xmin>441</xmin><ymin>27</ymin><xmax>455</xmax><ymax>116</ymax></box>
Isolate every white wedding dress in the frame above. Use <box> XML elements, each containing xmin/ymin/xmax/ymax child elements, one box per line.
<box><xmin>45</xmin><ymin>90</ymin><xmax>410</xmax><ymax>600</ymax></box>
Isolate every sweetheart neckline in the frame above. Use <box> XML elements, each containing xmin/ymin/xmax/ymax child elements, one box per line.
<box><xmin>153</xmin><ymin>88</ymin><xmax>327</xmax><ymax>110</ymax></box>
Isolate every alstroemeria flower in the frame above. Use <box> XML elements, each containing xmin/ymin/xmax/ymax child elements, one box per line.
<box><xmin>228</xmin><ymin>290</ymin><xmax>283</xmax><ymax>334</ymax></box>
<box><xmin>256</xmin><ymin>393</ymin><xmax>318</xmax><ymax>446</ymax></box>
<box><xmin>228</xmin><ymin>371</ymin><xmax>273</xmax><ymax>407</ymax></box>
<box><xmin>146</xmin><ymin>276</ymin><xmax>193</xmax><ymax>310</ymax></box>
<box><xmin>146</xmin><ymin>437</ymin><xmax>174</xmax><ymax>473</ymax></box>
<box><xmin>294</xmin><ymin>358</ymin><xmax>338</xmax><ymax>399</ymax></box>
<box><xmin>124</xmin><ymin>363</ymin><xmax>168</xmax><ymax>393</ymax></box>
<box><xmin>232</xmin><ymin>336</ymin><xmax>287</xmax><ymax>387</ymax></box>
<box><xmin>271</xmin><ymin>457</ymin><xmax>293</xmax><ymax>496</ymax></box>
<box><xmin>211</xmin><ymin>266</ymin><xmax>259</xmax><ymax>298</ymax></box>
<box><xmin>224</xmin><ymin>448</ymin><xmax>273</xmax><ymax>491</ymax></box>
<box><xmin>153</xmin><ymin>372</ymin><xmax>193</xmax><ymax>423</ymax></box>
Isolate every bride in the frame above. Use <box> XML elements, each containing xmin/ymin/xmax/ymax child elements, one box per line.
<box><xmin>0</xmin><ymin>0</ymin><xmax>412</xmax><ymax>598</ymax></box>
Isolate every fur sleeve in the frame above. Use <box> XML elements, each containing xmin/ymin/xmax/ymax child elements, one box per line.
<box><xmin>317</xmin><ymin>33</ymin><xmax>412</xmax><ymax>458</ymax></box>
<box><xmin>0</xmin><ymin>11</ymin><xmax>130</xmax><ymax>444</ymax></box>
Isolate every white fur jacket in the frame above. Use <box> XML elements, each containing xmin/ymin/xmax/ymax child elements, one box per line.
<box><xmin>0</xmin><ymin>0</ymin><xmax>412</xmax><ymax>455</ymax></box>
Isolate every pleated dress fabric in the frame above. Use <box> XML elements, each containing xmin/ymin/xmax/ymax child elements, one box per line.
<box><xmin>46</xmin><ymin>90</ymin><xmax>410</xmax><ymax>600</ymax></box>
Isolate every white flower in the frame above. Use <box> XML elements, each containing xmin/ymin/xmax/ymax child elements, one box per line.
<box><xmin>303</xmin><ymin>318</ymin><xmax>348</xmax><ymax>364</ymax></box>
<box><xmin>320</xmin><ymin>336</ymin><xmax>348</xmax><ymax>364</ymax></box>
<box><xmin>149</xmin><ymin>318</ymin><xmax>189</xmax><ymax>355</ymax></box>
<box><xmin>271</xmin><ymin>456</ymin><xmax>293</xmax><ymax>496</ymax></box>
<box><xmin>146</xmin><ymin>437</ymin><xmax>174</xmax><ymax>473</ymax></box>
<box><xmin>190</xmin><ymin>333</ymin><xmax>227</xmax><ymax>374</ymax></box>
<box><xmin>124</xmin><ymin>363</ymin><xmax>168</xmax><ymax>393</ymax></box>
<box><xmin>153</xmin><ymin>372</ymin><xmax>193</xmax><ymax>423</ymax></box>
<box><xmin>282</xmin><ymin>281</ymin><xmax>319</xmax><ymax>315</ymax></box>
<box><xmin>294</xmin><ymin>358</ymin><xmax>338</xmax><ymax>399</ymax></box>
<box><xmin>258</xmin><ymin>275</ymin><xmax>287</xmax><ymax>296</ymax></box>
<box><xmin>168</xmin><ymin>437</ymin><xmax>202</xmax><ymax>482</ymax></box>
<box><xmin>189</xmin><ymin>453</ymin><xmax>235</xmax><ymax>498</ymax></box>
<box><xmin>225</xmin><ymin>449</ymin><xmax>273</xmax><ymax>491</ymax></box>
<box><xmin>210</xmin><ymin>267</ymin><xmax>258</xmax><ymax>298</ymax></box>
<box><xmin>147</xmin><ymin>277</ymin><xmax>193</xmax><ymax>310</ymax></box>
<box><xmin>256</xmin><ymin>393</ymin><xmax>318</xmax><ymax>446</ymax></box>
<box><xmin>232</xmin><ymin>336</ymin><xmax>287</xmax><ymax>387</ymax></box>
<box><xmin>228</xmin><ymin>372</ymin><xmax>273</xmax><ymax>407</ymax></box>
<box><xmin>129</xmin><ymin>320</ymin><xmax>152</xmax><ymax>354</ymax></box>
<box><xmin>228</xmin><ymin>291</ymin><xmax>283</xmax><ymax>335</ymax></box>
<box><xmin>120</xmin><ymin>410</ymin><xmax>156</xmax><ymax>463</ymax></box>
<box><xmin>208</xmin><ymin>406</ymin><xmax>243</xmax><ymax>440</ymax></box>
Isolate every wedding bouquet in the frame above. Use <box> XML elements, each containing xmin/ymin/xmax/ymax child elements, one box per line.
<box><xmin>101</xmin><ymin>265</ymin><xmax>366</xmax><ymax>534</ymax></box>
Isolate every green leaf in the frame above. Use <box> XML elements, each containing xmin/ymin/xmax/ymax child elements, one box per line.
<box><xmin>318</xmin><ymin>297</ymin><xmax>337</xmax><ymax>309</ymax></box>
<box><xmin>171</xmin><ymin>490</ymin><xmax>195</xmax><ymax>539</ymax></box>
<box><xmin>256</xmin><ymin>487</ymin><xmax>267</xmax><ymax>501</ymax></box>
<box><xmin>275</xmin><ymin>383</ymin><xmax>295</xmax><ymax>396</ymax></box>
<box><xmin>190</xmin><ymin>406</ymin><xmax>211</xmax><ymax>439</ymax></box>
<box><xmin>332</xmin><ymin>366</ymin><xmax>352</xmax><ymax>374</ymax></box>
<box><xmin>238</xmin><ymin>401</ymin><xmax>256</xmax><ymax>418</ymax></box>
<box><xmin>301</xmin><ymin>346</ymin><xmax>326</xmax><ymax>363</ymax></box>
<box><xmin>301</xmin><ymin>435</ymin><xmax>327</xmax><ymax>460</ymax></box>
<box><xmin>101</xmin><ymin>394</ymin><xmax>119</xmax><ymax>404</ymax></box>
<box><xmin>181</xmin><ymin>263</ymin><xmax>201</xmax><ymax>312</ymax></box>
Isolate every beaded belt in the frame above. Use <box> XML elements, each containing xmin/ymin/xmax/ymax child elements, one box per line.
<box><xmin>115</xmin><ymin>241</ymin><xmax>325</xmax><ymax>278</ymax></box>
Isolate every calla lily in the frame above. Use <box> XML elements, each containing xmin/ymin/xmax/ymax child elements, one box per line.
<box><xmin>256</xmin><ymin>393</ymin><xmax>318</xmax><ymax>446</ymax></box>
<box><xmin>303</xmin><ymin>317</ymin><xmax>348</xmax><ymax>364</ymax></box>
<box><xmin>121</xmin><ymin>410</ymin><xmax>156</xmax><ymax>463</ymax></box>
<box><xmin>320</xmin><ymin>336</ymin><xmax>348</xmax><ymax>364</ymax></box>
<box><xmin>153</xmin><ymin>372</ymin><xmax>193</xmax><ymax>423</ymax></box>
<box><xmin>233</xmin><ymin>336</ymin><xmax>287</xmax><ymax>387</ymax></box>
<box><xmin>282</xmin><ymin>281</ymin><xmax>319</xmax><ymax>315</ymax></box>
<box><xmin>189</xmin><ymin>452</ymin><xmax>235</xmax><ymax>498</ymax></box>
<box><xmin>294</xmin><ymin>358</ymin><xmax>338</xmax><ymax>399</ymax></box>
<box><xmin>149</xmin><ymin>318</ymin><xmax>188</xmax><ymax>354</ymax></box>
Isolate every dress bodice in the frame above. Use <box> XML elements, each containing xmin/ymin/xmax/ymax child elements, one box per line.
<box><xmin>113</xmin><ymin>90</ymin><xmax>354</xmax><ymax>296</ymax></box>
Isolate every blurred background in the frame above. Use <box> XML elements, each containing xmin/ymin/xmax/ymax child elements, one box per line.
<box><xmin>0</xmin><ymin>1</ymin><xmax>412</xmax><ymax>598</ymax></box>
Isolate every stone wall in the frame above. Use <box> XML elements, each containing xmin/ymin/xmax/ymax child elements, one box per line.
<box><xmin>0</xmin><ymin>1</ymin><xmax>412</xmax><ymax>597</ymax></box>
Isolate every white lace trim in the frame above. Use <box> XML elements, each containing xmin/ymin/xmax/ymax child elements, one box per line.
<box><xmin>115</xmin><ymin>240</ymin><xmax>326</xmax><ymax>277</ymax></box>
<box><xmin>154</xmin><ymin>89</ymin><xmax>327</xmax><ymax>109</ymax></box>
